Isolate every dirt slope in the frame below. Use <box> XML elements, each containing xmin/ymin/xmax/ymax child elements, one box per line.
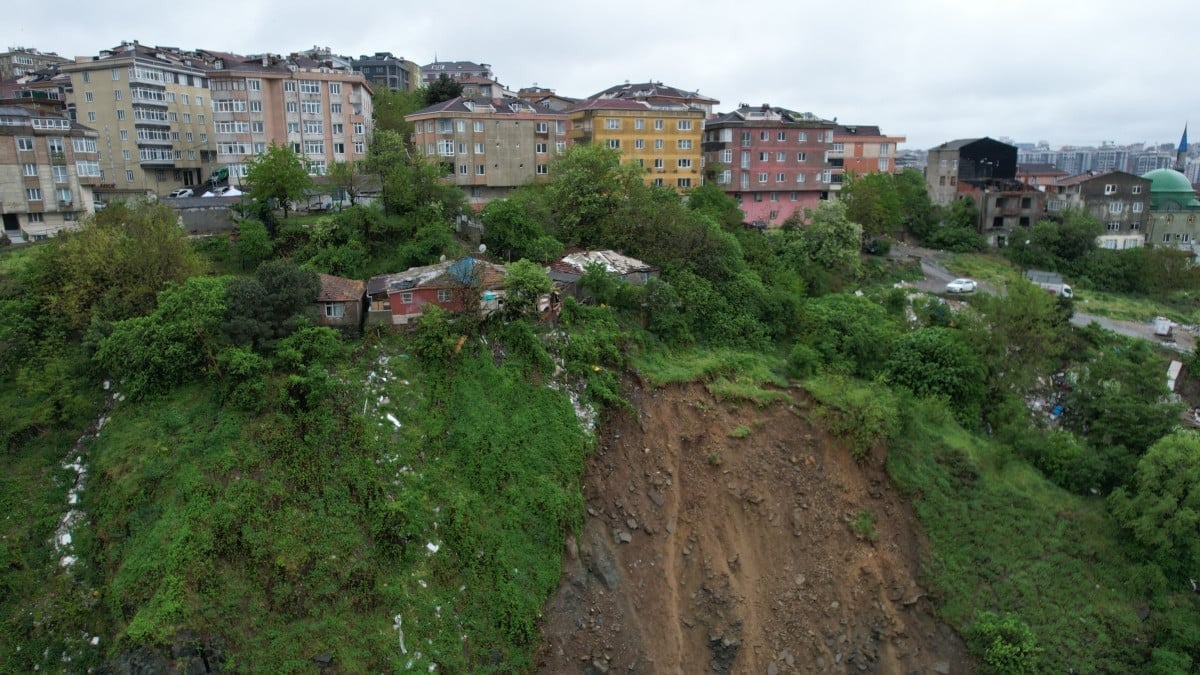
<box><xmin>538</xmin><ymin>383</ymin><xmax>974</xmax><ymax>674</ymax></box>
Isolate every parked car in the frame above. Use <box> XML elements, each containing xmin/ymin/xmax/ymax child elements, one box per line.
<box><xmin>168</xmin><ymin>188</ymin><xmax>194</xmax><ymax>198</ymax></box>
<box><xmin>946</xmin><ymin>278</ymin><xmax>977</xmax><ymax>294</ymax></box>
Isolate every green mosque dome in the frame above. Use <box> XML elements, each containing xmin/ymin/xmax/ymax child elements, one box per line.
<box><xmin>1142</xmin><ymin>168</ymin><xmax>1200</xmax><ymax>210</ymax></box>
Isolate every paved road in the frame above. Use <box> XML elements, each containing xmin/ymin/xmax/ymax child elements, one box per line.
<box><xmin>890</xmin><ymin>242</ymin><xmax>1195</xmax><ymax>353</ymax></box>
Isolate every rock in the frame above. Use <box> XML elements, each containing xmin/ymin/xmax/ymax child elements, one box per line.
<box><xmin>665</xmin><ymin>519</ymin><xmax>676</xmax><ymax>534</ymax></box>
<box><xmin>648</xmin><ymin>490</ymin><xmax>665</xmax><ymax>507</ymax></box>
<box><xmin>591</xmin><ymin>659</ymin><xmax>610</xmax><ymax>673</ymax></box>
<box><xmin>767</xmin><ymin>662</ymin><xmax>779</xmax><ymax>675</ymax></box>
<box><xmin>312</xmin><ymin>653</ymin><xmax>334</xmax><ymax>667</ymax></box>
<box><xmin>627</xmin><ymin>518</ymin><xmax>638</xmax><ymax>530</ymax></box>
<box><xmin>794</xmin><ymin>575</ymin><xmax>806</xmax><ymax>586</ymax></box>
<box><xmin>566</xmin><ymin>534</ymin><xmax>579</xmax><ymax>559</ymax></box>
<box><xmin>932</xmin><ymin>661</ymin><xmax>951</xmax><ymax>675</ymax></box>
<box><xmin>618</xmin><ymin>531</ymin><xmax>633</xmax><ymax>544</ymax></box>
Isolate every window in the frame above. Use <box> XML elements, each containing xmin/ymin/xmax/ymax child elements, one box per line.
<box><xmin>634</xmin><ymin>139</ymin><xmax>645</xmax><ymax>150</ymax></box>
<box><xmin>300</xmin><ymin>80</ymin><xmax>320</xmax><ymax>94</ymax></box>
<box><xmin>758</xmin><ymin>172</ymin><xmax>768</xmax><ymax>183</ymax></box>
<box><xmin>284</xmin><ymin>81</ymin><xmax>297</xmax><ymax>93</ymax></box>
<box><xmin>831</xmin><ymin>142</ymin><xmax>844</xmax><ymax>152</ymax></box>
<box><xmin>654</xmin><ymin>119</ymin><xmax>664</xmax><ymax>131</ymax></box>
<box><xmin>796</xmin><ymin>173</ymin><xmax>806</xmax><ymax>184</ymax></box>
<box><xmin>52</xmin><ymin>166</ymin><xmax>68</xmax><ymax>184</ymax></box>
<box><xmin>634</xmin><ymin>119</ymin><xmax>644</xmax><ymax>130</ymax></box>
<box><xmin>87</xmin><ymin>112</ymin><xmax>97</xmax><ymax>122</ymax></box>
<box><xmin>1163</xmin><ymin>234</ymin><xmax>1172</xmax><ymax>243</ymax></box>
<box><xmin>678</xmin><ymin>158</ymin><xmax>692</xmax><ymax>169</ymax></box>
<box><xmin>21</xmin><ymin>162</ymin><xmax>39</xmax><ymax>177</ymax></box>
<box><xmin>249</xmin><ymin>100</ymin><xmax>263</xmax><ymax>113</ymax></box>
<box><xmin>1107</xmin><ymin>222</ymin><xmax>1121</xmax><ymax>232</ymax></box>
<box><xmin>334</xmin><ymin>143</ymin><xmax>345</xmax><ymax>154</ymax></box>
<box><xmin>182</xmin><ymin>94</ymin><xmax>190</xmax><ymax>105</ymax></box>
<box><xmin>436</xmin><ymin>289</ymin><xmax>452</xmax><ymax>303</ymax></box>
<box><xmin>301</xmin><ymin>101</ymin><xmax>321</xmax><ymax>115</ymax></box>
<box><xmin>797</xmin><ymin>131</ymin><xmax>807</xmax><ymax>142</ymax></box>
<box><xmin>1104</xmin><ymin>184</ymin><xmax>1117</xmax><ymax>195</ymax></box>
<box><xmin>330</xmin><ymin>103</ymin><xmax>342</xmax><ymax>114</ymax></box>
<box><xmin>251</xmin><ymin>121</ymin><xmax>264</xmax><ymax>133</ymax></box>
<box><xmin>400</xmin><ymin>291</ymin><xmax>413</xmax><ymax>304</ymax></box>
<box><xmin>1109</xmin><ymin>201</ymin><xmax>1123</xmax><ymax>213</ymax></box>
<box><xmin>790</xmin><ymin>191</ymin><xmax>798</xmax><ymax>201</ymax></box>
<box><xmin>939</xmin><ymin>176</ymin><xmax>947</xmax><ymax>186</ymax></box>
<box><xmin>324</xmin><ymin>302</ymin><xmax>344</xmax><ymax>319</ymax></box>
<box><xmin>183</xmin><ymin>113</ymin><xmax>192</xmax><ymax>123</ymax></box>
<box><xmin>27</xmin><ymin>212</ymin><xmax>43</xmax><ymax>223</ymax></box>
<box><xmin>459</xmin><ymin>164</ymin><xmax>468</xmax><ymax>175</ymax></box>
<box><xmin>654</xmin><ymin>139</ymin><xmax>664</xmax><ymax>150</ymax></box>
<box><xmin>606</xmin><ymin>139</ymin><xmax>621</xmax><ymax>149</ymax></box>
<box><xmin>760</xmin><ymin>131</ymin><xmax>769</xmax><ymax>141</ymax></box>
<box><xmin>329</xmin><ymin>82</ymin><xmax>341</xmax><ymax>95</ymax></box>
<box><xmin>56</xmin><ymin>187</ymin><xmax>71</xmax><ymax>204</ymax></box>
<box><xmin>304</xmin><ymin>121</ymin><xmax>324</xmax><ymax>134</ymax></box>
<box><xmin>25</xmin><ymin>187</ymin><xmax>42</xmax><ymax>200</ymax></box>
<box><xmin>1132</xmin><ymin>202</ymin><xmax>1144</xmax><ymax>213</ymax></box>
<box><xmin>536</xmin><ymin>164</ymin><xmax>548</xmax><ymax>175</ymax></box>
<box><xmin>84</xmin><ymin>91</ymin><xmax>94</xmax><ymax>103</ymax></box>
<box><xmin>774</xmin><ymin>151</ymin><xmax>784</xmax><ymax>162</ymax></box>
<box><xmin>777</xmin><ymin>172</ymin><xmax>786</xmax><ymax>182</ymax></box>
<box><xmin>456</xmin><ymin>120</ymin><xmax>466</xmax><ymax>132</ymax></box>
<box><xmin>287</xmin><ymin>122</ymin><xmax>300</xmax><ymax>133</ymax></box>
<box><xmin>111</xmin><ymin>68</ymin><xmax>120</xmax><ymax>80</ymax></box>
<box><xmin>536</xmin><ymin>142</ymin><xmax>547</xmax><ymax>154</ymax></box>
<box><xmin>122</xmin><ymin>149</ymin><xmax>131</xmax><ymax>160</ymax></box>
<box><xmin>556</xmin><ymin>141</ymin><xmax>566</xmax><ymax>153</ymax></box>
<box><xmin>1131</xmin><ymin>222</ymin><xmax>1141</xmax><ymax>231</ymax></box>
<box><xmin>677</xmin><ymin>120</ymin><xmax>692</xmax><ymax>131</ymax></box>
<box><xmin>17</xmin><ymin>137</ymin><xmax>33</xmax><ymax>151</ymax></box>
<box><xmin>556</xmin><ymin>120</ymin><xmax>567</xmax><ymax>135</ymax></box>
<box><xmin>286</xmin><ymin>102</ymin><xmax>298</xmax><ymax>113</ymax></box>
<box><xmin>678</xmin><ymin>139</ymin><xmax>693</xmax><ymax>150</ymax></box>
<box><xmin>653</xmin><ymin>158</ymin><xmax>664</xmax><ymax>169</ymax></box>
<box><xmin>82</xmin><ymin>71</ymin><xmax>90</xmax><ymax>83</ymax></box>
<box><xmin>1132</xmin><ymin>185</ymin><xmax>1143</xmax><ymax>195</ymax></box>
<box><xmin>304</xmin><ymin>141</ymin><xmax>324</xmax><ymax>154</ymax></box>
<box><xmin>878</xmin><ymin>158</ymin><xmax>889</xmax><ymax>172</ymax></box>
<box><xmin>759</xmin><ymin>152</ymin><xmax>769</xmax><ymax>161</ymax></box>
<box><xmin>535</xmin><ymin>122</ymin><xmax>549</xmax><ymax>133</ymax></box>
<box><xmin>605</xmin><ymin>118</ymin><xmax>621</xmax><ymax>130</ymax></box>
<box><xmin>354</xmin><ymin>141</ymin><xmax>364</xmax><ymax>154</ymax></box>
<box><xmin>473</xmin><ymin>142</ymin><xmax>484</xmax><ymax>154</ymax></box>
<box><xmin>473</xmin><ymin>121</ymin><xmax>484</xmax><ymax>132</ymax></box>
<box><xmin>354</xmin><ymin>123</ymin><xmax>365</xmax><ymax>135</ymax></box>
<box><xmin>677</xmin><ymin>178</ymin><xmax>692</xmax><ymax>188</ymax></box>
<box><xmin>309</xmin><ymin>160</ymin><xmax>327</xmax><ymax>175</ymax></box>
<box><xmin>777</xmin><ymin>131</ymin><xmax>787</xmax><ymax>141</ymax></box>
<box><xmin>652</xmin><ymin>178</ymin><xmax>664</xmax><ymax>186</ymax></box>
<box><xmin>476</xmin><ymin>164</ymin><xmax>485</xmax><ymax>175</ymax></box>
<box><xmin>116</xmin><ymin>109</ymin><xmax>126</xmax><ymax>121</ymax></box>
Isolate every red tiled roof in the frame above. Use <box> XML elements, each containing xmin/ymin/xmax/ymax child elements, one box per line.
<box><xmin>317</xmin><ymin>274</ymin><xmax>365</xmax><ymax>302</ymax></box>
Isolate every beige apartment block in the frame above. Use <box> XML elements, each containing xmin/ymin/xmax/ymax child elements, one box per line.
<box><xmin>197</xmin><ymin>50</ymin><xmax>374</xmax><ymax>180</ymax></box>
<box><xmin>0</xmin><ymin>102</ymin><xmax>99</xmax><ymax>241</ymax></box>
<box><xmin>0</xmin><ymin>47</ymin><xmax>70</xmax><ymax>80</ymax></box>
<box><xmin>61</xmin><ymin>42</ymin><xmax>217</xmax><ymax>198</ymax></box>
<box><xmin>408</xmin><ymin>96</ymin><xmax>567</xmax><ymax>209</ymax></box>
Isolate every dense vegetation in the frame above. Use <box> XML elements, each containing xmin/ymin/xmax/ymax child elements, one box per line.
<box><xmin>2</xmin><ymin>138</ymin><xmax>1199</xmax><ymax>673</ymax></box>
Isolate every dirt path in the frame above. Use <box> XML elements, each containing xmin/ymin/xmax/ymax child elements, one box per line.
<box><xmin>538</xmin><ymin>383</ymin><xmax>974</xmax><ymax>674</ymax></box>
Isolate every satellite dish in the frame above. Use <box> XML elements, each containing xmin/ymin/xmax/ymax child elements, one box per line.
<box><xmin>478</xmin><ymin>243</ymin><xmax>487</xmax><ymax>253</ymax></box>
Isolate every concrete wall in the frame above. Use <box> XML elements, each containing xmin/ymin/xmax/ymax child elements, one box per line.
<box><xmin>168</xmin><ymin>196</ymin><xmax>241</xmax><ymax>234</ymax></box>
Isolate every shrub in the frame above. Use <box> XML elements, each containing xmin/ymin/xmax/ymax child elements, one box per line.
<box><xmin>968</xmin><ymin>611</ymin><xmax>1040</xmax><ymax>674</ymax></box>
<box><xmin>806</xmin><ymin>375</ymin><xmax>900</xmax><ymax>461</ymax></box>
<box><xmin>786</xmin><ymin>343</ymin><xmax>822</xmax><ymax>379</ymax></box>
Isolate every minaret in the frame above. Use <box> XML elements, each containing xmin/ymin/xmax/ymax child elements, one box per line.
<box><xmin>1177</xmin><ymin>124</ymin><xmax>1188</xmax><ymax>172</ymax></box>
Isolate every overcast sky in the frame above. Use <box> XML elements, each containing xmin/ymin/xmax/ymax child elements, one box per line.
<box><xmin>6</xmin><ymin>0</ymin><xmax>1195</xmax><ymax>150</ymax></box>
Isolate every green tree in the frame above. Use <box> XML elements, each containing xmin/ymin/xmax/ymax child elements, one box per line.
<box><xmin>840</xmin><ymin>171</ymin><xmax>902</xmax><ymax>240</ymax></box>
<box><xmin>502</xmin><ymin>259</ymin><xmax>552</xmax><ymax>318</ymax></box>
<box><xmin>236</xmin><ymin>219</ymin><xmax>273</xmax><ymax>267</ymax></box>
<box><xmin>425</xmin><ymin>74</ymin><xmax>464</xmax><ymax>106</ymax></box>
<box><xmin>372</xmin><ymin>86</ymin><xmax>427</xmax><ymax>135</ymax></box>
<box><xmin>886</xmin><ymin>327</ymin><xmax>986</xmax><ymax>425</ymax></box>
<box><xmin>783</xmin><ymin>200</ymin><xmax>863</xmax><ymax>285</ymax></box>
<box><xmin>1109</xmin><ymin>431</ymin><xmax>1200</xmax><ymax>577</ymax></box>
<box><xmin>480</xmin><ymin>198</ymin><xmax>563</xmax><ymax>262</ymax></box>
<box><xmin>544</xmin><ymin>144</ymin><xmax>644</xmax><ymax>248</ymax></box>
<box><xmin>923</xmin><ymin>197</ymin><xmax>986</xmax><ymax>252</ymax></box>
<box><xmin>686</xmin><ymin>182</ymin><xmax>745</xmax><ymax>231</ymax></box>
<box><xmin>328</xmin><ymin>159</ymin><xmax>370</xmax><ymax>206</ymax></box>
<box><xmin>894</xmin><ymin>168</ymin><xmax>937</xmax><ymax>240</ymax></box>
<box><xmin>796</xmin><ymin>294</ymin><xmax>899</xmax><ymax>377</ymax></box>
<box><xmin>222</xmin><ymin>260</ymin><xmax>320</xmax><ymax>352</ymax></box>
<box><xmin>968</xmin><ymin>611</ymin><xmax>1040</xmax><ymax>674</ymax></box>
<box><xmin>245</xmin><ymin>141</ymin><xmax>313</xmax><ymax>220</ymax></box>
<box><xmin>94</xmin><ymin>276</ymin><xmax>230</xmax><ymax>398</ymax></box>
<box><xmin>370</xmin><ymin>129</ymin><xmax>465</xmax><ymax>220</ymax></box>
<box><xmin>28</xmin><ymin>199</ymin><xmax>201</xmax><ymax>330</ymax></box>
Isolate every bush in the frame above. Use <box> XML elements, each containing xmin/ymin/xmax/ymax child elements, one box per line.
<box><xmin>786</xmin><ymin>343</ymin><xmax>821</xmax><ymax>379</ymax></box>
<box><xmin>968</xmin><ymin>611</ymin><xmax>1040</xmax><ymax>674</ymax></box>
<box><xmin>806</xmin><ymin>374</ymin><xmax>900</xmax><ymax>461</ymax></box>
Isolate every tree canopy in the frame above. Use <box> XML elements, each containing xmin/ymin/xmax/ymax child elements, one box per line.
<box><xmin>245</xmin><ymin>142</ymin><xmax>313</xmax><ymax>219</ymax></box>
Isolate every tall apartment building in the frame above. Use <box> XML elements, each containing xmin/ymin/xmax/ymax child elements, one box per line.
<box><xmin>566</xmin><ymin>98</ymin><xmax>704</xmax><ymax>192</ymax></box>
<box><xmin>0</xmin><ymin>48</ymin><xmax>70</xmax><ymax>80</ymax></box>
<box><xmin>829</xmin><ymin>124</ymin><xmax>906</xmax><ymax>190</ymax></box>
<box><xmin>407</xmin><ymin>96</ymin><xmax>567</xmax><ymax>209</ymax></box>
<box><xmin>60</xmin><ymin>42</ymin><xmax>217</xmax><ymax>198</ymax></box>
<box><xmin>197</xmin><ymin>50</ymin><xmax>374</xmax><ymax>179</ymax></box>
<box><xmin>1045</xmin><ymin>170</ymin><xmax>1150</xmax><ymax>250</ymax></box>
<box><xmin>702</xmin><ymin>104</ymin><xmax>836</xmax><ymax>225</ymax></box>
<box><xmin>0</xmin><ymin>101</ymin><xmax>100</xmax><ymax>241</ymax></box>
<box><xmin>353</xmin><ymin>52</ymin><xmax>420</xmax><ymax>92</ymax></box>
<box><xmin>421</xmin><ymin>61</ymin><xmax>494</xmax><ymax>85</ymax></box>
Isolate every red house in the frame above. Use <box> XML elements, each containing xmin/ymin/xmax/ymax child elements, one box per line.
<box><xmin>366</xmin><ymin>258</ymin><xmax>507</xmax><ymax>326</ymax></box>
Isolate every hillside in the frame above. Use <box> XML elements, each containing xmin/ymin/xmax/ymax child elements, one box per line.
<box><xmin>538</xmin><ymin>382</ymin><xmax>972</xmax><ymax>674</ymax></box>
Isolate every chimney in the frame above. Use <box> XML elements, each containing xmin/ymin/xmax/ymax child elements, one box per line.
<box><xmin>262</xmin><ymin>55</ymin><xmax>268</xmax><ymax>68</ymax></box>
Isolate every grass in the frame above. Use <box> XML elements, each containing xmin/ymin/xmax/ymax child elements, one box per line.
<box><xmin>0</xmin><ymin>245</ymin><xmax>39</xmax><ymax>278</ymax></box>
<box><xmin>1072</xmin><ymin>287</ymin><xmax>1193</xmax><ymax>324</ymax></box>
<box><xmin>850</xmin><ymin>509</ymin><xmax>877</xmax><ymax>542</ymax></box>
<box><xmin>728</xmin><ymin>425</ymin><xmax>751</xmax><ymax>439</ymax></box>
<box><xmin>633</xmin><ymin>347</ymin><xmax>790</xmax><ymax>405</ymax></box>
<box><xmin>886</xmin><ymin>396</ymin><xmax>1196</xmax><ymax>673</ymax></box>
<box><xmin>803</xmin><ymin>374</ymin><xmax>900</xmax><ymax>461</ymax></box>
<box><xmin>943</xmin><ymin>252</ymin><xmax>1025</xmax><ymax>289</ymax></box>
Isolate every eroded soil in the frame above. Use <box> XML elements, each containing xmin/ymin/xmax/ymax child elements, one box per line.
<box><xmin>538</xmin><ymin>383</ymin><xmax>974</xmax><ymax>674</ymax></box>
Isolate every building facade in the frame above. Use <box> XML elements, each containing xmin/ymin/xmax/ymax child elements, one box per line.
<box><xmin>702</xmin><ymin>104</ymin><xmax>836</xmax><ymax>225</ymax></box>
<box><xmin>567</xmin><ymin>98</ymin><xmax>705</xmax><ymax>193</ymax></box>
<box><xmin>353</xmin><ymin>52</ymin><xmax>420</xmax><ymax>92</ymax></box>
<box><xmin>60</xmin><ymin>42</ymin><xmax>217</xmax><ymax>198</ymax></box>
<box><xmin>199</xmin><ymin>50</ymin><xmax>374</xmax><ymax>181</ymax></box>
<box><xmin>1143</xmin><ymin>168</ymin><xmax>1200</xmax><ymax>254</ymax></box>
<box><xmin>407</xmin><ymin>96</ymin><xmax>567</xmax><ymax>209</ymax></box>
<box><xmin>421</xmin><ymin>61</ymin><xmax>494</xmax><ymax>84</ymax></box>
<box><xmin>927</xmin><ymin>137</ymin><xmax>1043</xmax><ymax>246</ymax></box>
<box><xmin>0</xmin><ymin>48</ymin><xmax>70</xmax><ymax>81</ymax></box>
<box><xmin>588</xmin><ymin>81</ymin><xmax>719</xmax><ymax>118</ymax></box>
<box><xmin>1045</xmin><ymin>171</ymin><xmax>1150</xmax><ymax>249</ymax></box>
<box><xmin>829</xmin><ymin>124</ymin><xmax>906</xmax><ymax>190</ymax></box>
<box><xmin>0</xmin><ymin>103</ymin><xmax>99</xmax><ymax>241</ymax></box>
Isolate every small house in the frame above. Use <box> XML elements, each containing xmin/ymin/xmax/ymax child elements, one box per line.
<box><xmin>547</xmin><ymin>250</ymin><xmax>658</xmax><ymax>298</ymax></box>
<box><xmin>366</xmin><ymin>258</ymin><xmax>507</xmax><ymax>326</ymax></box>
<box><xmin>315</xmin><ymin>274</ymin><xmax>366</xmax><ymax>330</ymax></box>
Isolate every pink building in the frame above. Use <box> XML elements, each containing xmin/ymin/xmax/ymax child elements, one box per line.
<box><xmin>702</xmin><ymin>104</ymin><xmax>836</xmax><ymax>227</ymax></box>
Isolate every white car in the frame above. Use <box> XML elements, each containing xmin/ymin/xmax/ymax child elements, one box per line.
<box><xmin>168</xmin><ymin>188</ymin><xmax>194</xmax><ymax>198</ymax></box>
<box><xmin>946</xmin><ymin>278</ymin><xmax>977</xmax><ymax>294</ymax></box>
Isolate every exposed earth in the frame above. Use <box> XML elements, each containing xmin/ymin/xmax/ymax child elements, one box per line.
<box><xmin>537</xmin><ymin>382</ymin><xmax>974</xmax><ymax>674</ymax></box>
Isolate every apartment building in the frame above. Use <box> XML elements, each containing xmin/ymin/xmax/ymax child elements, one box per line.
<box><xmin>589</xmin><ymin>81</ymin><xmax>719</xmax><ymax>118</ymax></box>
<box><xmin>829</xmin><ymin>124</ymin><xmax>906</xmax><ymax>190</ymax></box>
<box><xmin>0</xmin><ymin>47</ymin><xmax>70</xmax><ymax>80</ymax></box>
<box><xmin>0</xmin><ymin>102</ymin><xmax>99</xmax><ymax>241</ymax></box>
<box><xmin>407</xmin><ymin>96</ymin><xmax>568</xmax><ymax>209</ymax></box>
<box><xmin>927</xmin><ymin>137</ymin><xmax>1044</xmax><ymax>246</ymax></box>
<box><xmin>1045</xmin><ymin>170</ymin><xmax>1150</xmax><ymax>249</ymax></box>
<box><xmin>566</xmin><ymin>98</ymin><xmax>704</xmax><ymax>192</ymax></box>
<box><xmin>197</xmin><ymin>50</ymin><xmax>374</xmax><ymax>179</ymax></box>
<box><xmin>60</xmin><ymin>42</ymin><xmax>217</xmax><ymax>199</ymax></box>
<box><xmin>421</xmin><ymin>61</ymin><xmax>494</xmax><ymax>84</ymax></box>
<box><xmin>701</xmin><ymin>104</ymin><xmax>837</xmax><ymax>225</ymax></box>
<box><xmin>353</xmin><ymin>52</ymin><xmax>420</xmax><ymax>92</ymax></box>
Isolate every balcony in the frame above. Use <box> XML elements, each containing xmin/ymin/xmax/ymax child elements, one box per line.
<box><xmin>58</xmin><ymin>199</ymin><xmax>73</xmax><ymax>208</ymax></box>
<box><xmin>50</xmin><ymin>151</ymin><xmax>67</xmax><ymax>165</ymax></box>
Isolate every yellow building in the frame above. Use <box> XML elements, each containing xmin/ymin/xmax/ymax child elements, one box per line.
<box><xmin>61</xmin><ymin>41</ymin><xmax>218</xmax><ymax>199</ymax></box>
<box><xmin>566</xmin><ymin>98</ymin><xmax>704</xmax><ymax>191</ymax></box>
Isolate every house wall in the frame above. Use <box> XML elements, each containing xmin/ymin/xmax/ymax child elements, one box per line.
<box><xmin>925</xmin><ymin>147</ymin><xmax>960</xmax><ymax>205</ymax></box>
<box><xmin>571</xmin><ymin>107</ymin><xmax>704</xmax><ymax>192</ymax></box>
<box><xmin>315</xmin><ymin>299</ymin><xmax>362</xmax><ymax>328</ymax></box>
